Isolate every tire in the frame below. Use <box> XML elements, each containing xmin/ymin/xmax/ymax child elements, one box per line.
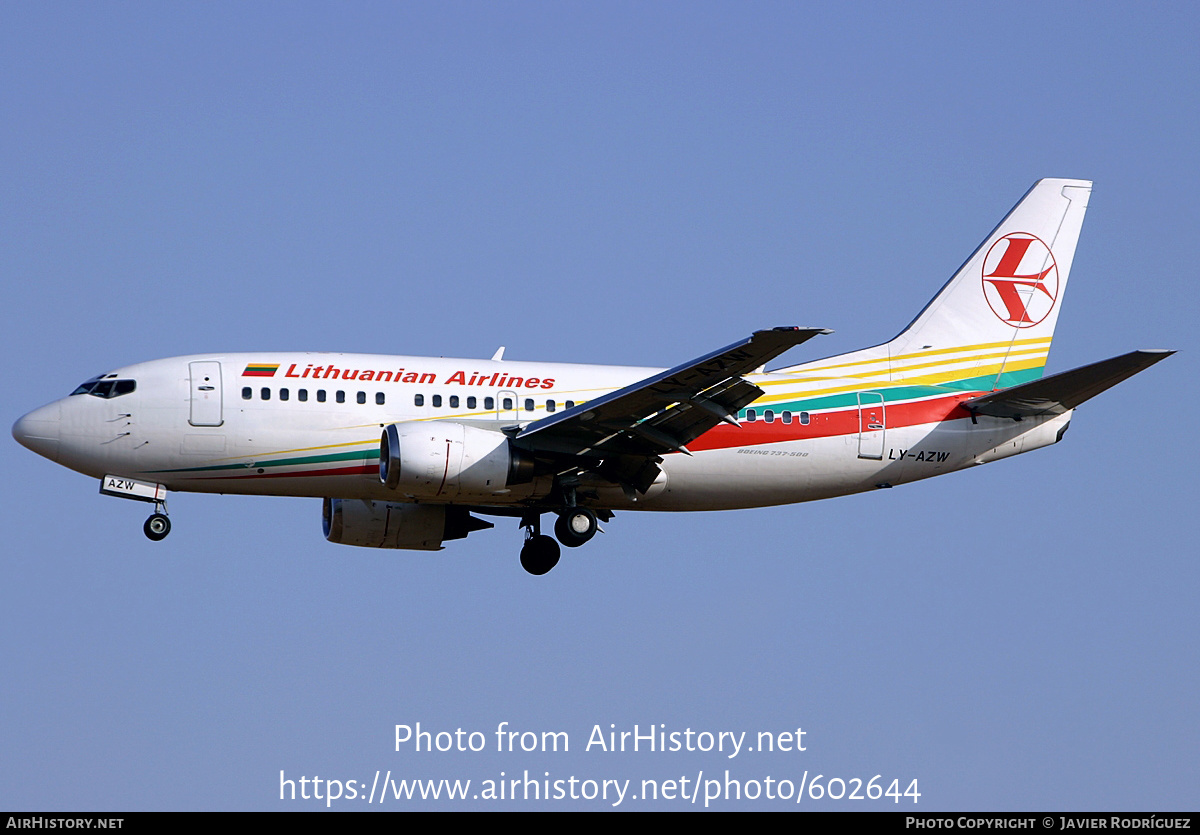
<box><xmin>144</xmin><ymin>513</ymin><xmax>171</xmax><ymax>541</ymax></box>
<box><xmin>520</xmin><ymin>534</ymin><xmax>561</xmax><ymax>575</ymax></box>
<box><xmin>554</xmin><ymin>508</ymin><xmax>597</xmax><ymax>548</ymax></box>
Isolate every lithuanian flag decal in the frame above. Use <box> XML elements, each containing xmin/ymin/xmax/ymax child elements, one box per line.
<box><xmin>242</xmin><ymin>363</ymin><xmax>280</xmax><ymax>378</ymax></box>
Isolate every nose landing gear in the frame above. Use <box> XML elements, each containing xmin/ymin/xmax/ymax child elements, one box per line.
<box><xmin>143</xmin><ymin>511</ymin><xmax>171</xmax><ymax>541</ymax></box>
<box><xmin>99</xmin><ymin>475</ymin><xmax>173</xmax><ymax>542</ymax></box>
<box><xmin>143</xmin><ymin>498</ymin><xmax>171</xmax><ymax>541</ymax></box>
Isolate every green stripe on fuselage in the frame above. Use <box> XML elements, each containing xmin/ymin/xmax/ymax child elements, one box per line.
<box><xmin>741</xmin><ymin>368</ymin><xmax>1044</xmax><ymax>417</ymax></box>
<box><xmin>152</xmin><ymin>448</ymin><xmax>375</xmax><ymax>474</ymax></box>
<box><xmin>933</xmin><ymin>367</ymin><xmax>1043</xmax><ymax>392</ymax></box>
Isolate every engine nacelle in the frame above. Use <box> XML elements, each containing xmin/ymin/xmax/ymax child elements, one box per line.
<box><xmin>322</xmin><ymin>497</ymin><xmax>492</xmax><ymax>550</ymax></box>
<box><xmin>380</xmin><ymin>421</ymin><xmax>532</xmax><ymax>499</ymax></box>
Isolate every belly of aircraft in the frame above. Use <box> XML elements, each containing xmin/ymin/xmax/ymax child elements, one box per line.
<box><xmin>123</xmin><ymin>415</ymin><xmax>1047</xmax><ymax>515</ymax></box>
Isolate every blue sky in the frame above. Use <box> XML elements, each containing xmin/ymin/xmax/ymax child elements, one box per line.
<box><xmin>2</xmin><ymin>2</ymin><xmax>1197</xmax><ymax>810</ymax></box>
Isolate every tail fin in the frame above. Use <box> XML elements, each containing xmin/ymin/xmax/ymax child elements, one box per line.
<box><xmin>784</xmin><ymin>179</ymin><xmax>1092</xmax><ymax>391</ymax></box>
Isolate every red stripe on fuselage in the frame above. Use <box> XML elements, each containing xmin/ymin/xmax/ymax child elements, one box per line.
<box><xmin>177</xmin><ymin>464</ymin><xmax>377</xmax><ymax>481</ymax></box>
<box><xmin>170</xmin><ymin>394</ymin><xmax>980</xmax><ymax>480</ymax></box>
<box><xmin>687</xmin><ymin>392</ymin><xmax>978</xmax><ymax>452</ymax></box>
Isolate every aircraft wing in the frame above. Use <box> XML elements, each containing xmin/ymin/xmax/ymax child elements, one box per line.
<box><xmin>513</xmin><ymin>328</ymin><xmax>829</xmax><ymax>483</ymax></box>
<box><xmin>964</xmin><ymin>349</ymin><xmax>1174</xmax><ymax>419</ymax></box>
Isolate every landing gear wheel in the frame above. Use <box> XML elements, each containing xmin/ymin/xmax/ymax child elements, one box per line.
<box><xmin>144</xmin><ymin>513</ymin><xmax>171</xmax><ymax>541</ymax></box>
<box><xmin>520</xmin><ymin>534</ymin><xmax>561</xmax><ymax>575</ymax></box>
<box><xmin>554</xmin><ymin>508</ymin><xmax>597</xmax><ymax>548</ymax></box>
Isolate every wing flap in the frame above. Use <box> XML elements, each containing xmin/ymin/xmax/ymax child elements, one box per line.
<box><xmin>964</xmin><ymin>349</ymin><xmax>1174</xmax><ymax>419</ymax></box>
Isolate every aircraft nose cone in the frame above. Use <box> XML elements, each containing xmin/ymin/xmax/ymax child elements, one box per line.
<box><xmin>13</xmin><ymin>402</ymin><xmax>62</xmax><ymax>462</ymax></box>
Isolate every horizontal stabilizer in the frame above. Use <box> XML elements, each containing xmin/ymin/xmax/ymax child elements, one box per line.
<box><xmin>964</xmin><ymin>350</ymin><xmax>1174</xmax><ymax>419</ymax></box>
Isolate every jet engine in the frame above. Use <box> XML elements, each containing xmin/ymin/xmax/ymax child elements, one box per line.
<box><xmin>322</xmin><ymin>497</ymin><xmax>492</xmax><ymax>550</ymax></box>
<box><xmin>379</xmin><ymin>422</ymin><xmax>533</xmax><ymax>499</ymax></box>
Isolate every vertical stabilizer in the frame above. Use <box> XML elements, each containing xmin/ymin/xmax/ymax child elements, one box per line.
<box><xmin>784</xmin><ymin>179</ymin><xmax>1092</xmax><ymax>392</ymax></box>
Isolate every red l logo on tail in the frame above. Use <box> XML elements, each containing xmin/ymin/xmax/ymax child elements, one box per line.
<box><xmin>981</xmin><ymin>233</ymin><xmax>1059</xmax><ymax>327</ymax></box>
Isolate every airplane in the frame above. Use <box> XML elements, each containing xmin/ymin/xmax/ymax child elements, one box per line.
<box><xmin>12</xmin><ymin>179</ymin><xmax>1173</xmax><ymax>575</ymax></box>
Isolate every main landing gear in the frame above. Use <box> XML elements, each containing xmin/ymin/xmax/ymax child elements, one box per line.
<box><xmin>519</xmin><ymin>507</ymin><xmax>602</xmax><ymax>575</ymax></box>
<box><xmin>520</xmin><ymin>532</ymin><xmax>560</xmax><ymax>576</ymax></box>
<box><xmin>554</xmin><ymin>507</ymin><xmax>598</xmax><ymax>548</ymax></box>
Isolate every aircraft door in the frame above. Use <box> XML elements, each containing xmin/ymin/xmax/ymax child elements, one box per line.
<box><xmin>857</xmin><ymin>391</ymin><xmax>885</xmax><ymax>460</ymax></box>
<box><xmin>189</xmin><ymin>361</ymin><xmax>224</xmax><ymax>426</ymax></box>
<box><xmin>497</xmin><ymin>390</ymin><xmax>520</xmax><ymax>423</ymax></box>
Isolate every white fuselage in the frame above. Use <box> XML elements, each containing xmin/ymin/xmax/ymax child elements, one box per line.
<box><xmin>14</xmin><ymin>351</ymin><xmax>1070</xmax><ymax>514</ymax></box>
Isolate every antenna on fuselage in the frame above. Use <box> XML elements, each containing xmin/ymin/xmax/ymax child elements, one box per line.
<box><xmin>491</xmin><ymin>347</ymin><xmax>505</xmax><ymax>362</ymax></box>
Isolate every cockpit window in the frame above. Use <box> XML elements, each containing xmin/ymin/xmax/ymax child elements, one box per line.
<box><xmin>71</xmin><ymin>378</ymin><xmax>136</xmax><ymax>398</ymax></box>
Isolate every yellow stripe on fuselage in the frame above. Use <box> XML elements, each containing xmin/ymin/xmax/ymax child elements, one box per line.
<box><xmin>205</xmin><ymin>437</ymin><xmax>378</xmax><ymax>463</ymax></box>
<box><xmin>782</xmin><ymin>336</ymin><xmax>1052</xmax><ymax>373</ymax></box>
<box><xmin>750</xmin><ymin>354</ymin><xmax>1048</xmax><ymax>405</ymax></box>
<box><xmin>841</xmin><ymin>345</ymin><xmax>1047</xmax><ymax>381</ymax></box>
<box><xmin>760</xmin><ymin>337</ymin><xmax>1052</xmax><ymax>388</ymax></box>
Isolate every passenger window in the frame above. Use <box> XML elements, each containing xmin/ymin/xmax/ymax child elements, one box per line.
<box><xmin>782</xmin><ymin>411</ymin><xmax>792</xmax><ymax>424</ymax></box>
<box><xmin>745</xmin><ymin>409</ymin><xmax>756</xmax><ymax>422</ymax></box>
<box><xmin>298</xmin><ymin>389</ymin><xmax>308</xmax><ymax>402</ymax></box>
<box><xmin>357</xmin><ymin>391</ymin><xmax>366</xmax><ymax>405</ymax></box>
<box><xmin>502</xmin><ymin>397</ymin><xmax>513</xmax><ymax>410</ymax></box>
<box><xmin>485</xmin><ymin>397</ymin><xmax>495</xmax><ymax>410</ymax></box>
<box><xmin>279</xmin><ymin>388</ymin><xmax>289</xmax><ymax>401</ymax></box>
<box><xmin>242</xmin><ymin>387</ymin><xmax>252</xmax><ymax>400</ymax></box>
<box><xmin>261</xmin><ymin>387</ymin><xmax>271</xmax><ymax>401</ymax></box>
<box><xmin>565</xmin><ymin>400</ymin><xmax>575</xmax><ymax>409</ymax></box>
<box><xmin>764</xmin><ymin>409</ymin><xmax>774</xmax><ymax>423</ymax></box>
<box><xmin>336</xmin><ymin>391</ymin><xmax>345</xmax><ymax>403</ymax></box>
<box><xmin>547</xmin><ymin>400</ymin><xmax>556</xmax><ymax>412</ymax></box>
<box><xmin>467</xmin><ymin>396</ymin><xmax>477</xmax><ymax>409</ymax></box>
<box><xmin>376</xmin><ymin>392</ymin><xmax>385</xmax><ymax>405</ymax></box>
<box><xmin>317</xmin><ymin>390</ymin><xmax>326</xmax><ymax>403</ymax></box>
<box><xmin>449</xmin><ymin>395</ymin><xmax>459</xmax><ymax>408</ymax></box>
<box><xmin>432</xmin><ymin>395</ymin><xmax>442</xmax><ymax>407</ymax></box>
<box><xmin>525</xmin><ymin>398</ymin><xmax>534</xmax><ymax>412</ymax></box>
<box><xmin>414</xmin><ymin>394</ymin><xmax>424</xmax><ymax>407</ymax></box>
<box><xmin>800</xmin><ymin>411</ymin><xmax>810</xmax><ymax>425</ymax></box>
